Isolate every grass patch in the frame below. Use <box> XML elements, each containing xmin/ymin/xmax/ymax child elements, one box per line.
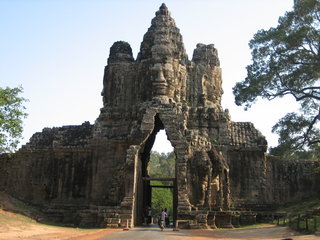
<box><xmin>235</xmin><ymin>223</ymin><xmax>273</xmax><ymax>229</ymax></box>
<box><xmin>277</xmin><ymin>196</ymin><xmax>320</xmax><ymax>214</ymax></box>
<box><xmin>0</xmin><ymin>210</ymin><xmax>100</xmax><ymax>231</ymax></box>
<box><xmin>12</xmin><ymin>199</ymin><xmax>37</xmax><ymax>212</ymax></box>
<box><xmin>273</xmin><ymin>196</ymin><xmax>320</xmax><ymax>233</ymax></box>
<box><xmin>213</xmin><ymin>223</ymin><xmax>274</xmax><ymax>231</ymax></box>
<box><xmin>0</xmin><ymin>192</ymin><xmax>100</xmax><ymax>231</ymax></box>
<box><xmin>0</xmin><ymin>210</ymin><xmax>36</xmax><ymax>224</ymax></box>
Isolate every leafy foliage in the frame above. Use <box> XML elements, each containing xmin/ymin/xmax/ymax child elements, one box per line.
<box><xmin>148</xmin><ymin>151</ymin><xmax>175</xmax><ymax>178</ymax></box>
<box><xmin>151</xmin><ymin>180</ymin><xmax>173</xmax><ymax>215</ymax></box>
<box><xmin>314</xmin><ymin>166</ymin><xmax>320</xmax><ymax>174</ymax></box>
<box><xmin>149</xmin><ymin>151</ymin><xmax>175</xmax><ymax>214</ymax></box>
<box><xmin>233</xmin><ymin>0</ymin><xmax>320</xmax><ymax>157</ymax></box>
<box><xmin>0</xmin><ymin>86</ymin><xmax>28</xmax><ymax>153</ymax></box>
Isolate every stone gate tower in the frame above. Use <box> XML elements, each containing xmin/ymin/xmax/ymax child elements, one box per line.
<box><xmin>2</xmin><ymin>3</ymin><xmax>318</xmax><ymax>229</ymax></box>
<box><xmin>91</xmin><ymin>3</ymin><xmax>232</xmax><ymax>226</ymax></box>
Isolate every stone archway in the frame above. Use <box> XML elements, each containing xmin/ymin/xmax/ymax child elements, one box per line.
<box><xmin>0</xmin><ymin>4</ymin><xmax>275</xmax><ymax>230</ymax></box>
<box><xmin>128</xmin><ymin>113</ymin><xmax>178</xmax><ymax>226</ymax></box>
<box><xmin>133</xmin><ymin>114</ymin><xmax>178</xmax><ymax>226</ymax></box>
<box><xmin>74</xmin><ymin>4</ymin><xmax>234</xmax><ymax>228</ymax></box>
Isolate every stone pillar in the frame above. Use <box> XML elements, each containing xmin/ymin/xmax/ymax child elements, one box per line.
<box><xmin>120</xmin><ymin>145</ymin><xmax>140</xmax><ymax>227</ymax></box>
<box><xmin>176</xmin><ymin>156</ymin><xmax>191</xmax><ymax>212</ymax></box>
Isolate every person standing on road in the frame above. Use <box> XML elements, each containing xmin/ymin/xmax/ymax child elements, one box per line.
<box><xmin>160</xmin><ymin>208</ymin><xmax>167</xmax><ymax>230</ymax></box>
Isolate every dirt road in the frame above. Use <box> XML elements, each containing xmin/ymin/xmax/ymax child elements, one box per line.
<box><xmin>1</xmin><ymin>213</ymin><xmax>319</xmax><ymax>240</ymax></box>
<box><xmin>1</xmin><ymin>191</ymin><xmax>319</xmax><ymax>239</ymax></box>
<box><xmin>96</xmin><ymin>224</ymin><xmax>320</xmax><ymax>240</ymax></box>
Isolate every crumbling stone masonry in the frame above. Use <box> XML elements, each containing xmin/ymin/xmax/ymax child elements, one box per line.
<box><xmin>0</xmin><ymin>4</ymin><xmax>319</xmax><ymax>228</ymax></box>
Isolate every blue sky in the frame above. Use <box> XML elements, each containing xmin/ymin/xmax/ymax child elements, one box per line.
<box><xmin>0</xmin><ymin>0</ymin><xmax>298</xmax><ymax>153</ymax></box>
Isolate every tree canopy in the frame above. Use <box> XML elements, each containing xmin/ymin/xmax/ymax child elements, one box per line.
<box><xmin>151</xmin><ymin>180</ymin><xmax>173</xmax><ymax>215</ymax></box>
<box><xmin>233</xmin><ymin>0</ymin><xmax>320</xmax><ymax>158</ymax></box>
<box><xmin>148</xmin><ymin>151</ymin><xmax>175</xmax><ymax>178</ymax></box>
<box><xmin>0</xmin><ymin>86</ymin><xmax>28</xmax><ymax>153</ymax></box>
<box><xmin>148</xmin><ymin>151</ymin><xmax>175</xmax><ymax>214</ymax></box>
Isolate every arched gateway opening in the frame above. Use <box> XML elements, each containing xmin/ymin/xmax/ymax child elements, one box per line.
<box><xmin>134</xmin><ymin>114</ymin><xmax>177</xmax><ymax>226</ymax></box>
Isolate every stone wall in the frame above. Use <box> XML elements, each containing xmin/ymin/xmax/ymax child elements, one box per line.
<box><xmin>226</xmin><ymin>151</ymin><xmax>320</xmax><ymax>211</ymax></box>
<box><xmin>266</xmin><ymin>156</ymin><xmax>320</xmax><ymax>205</ymax></box>
<box><xmin>0</xmin><ymin>3</ymin><xmax>319</xmax><ymax>229</ymax></box>
<box><xmin>0</xmin><ymin>122</ymin><xmax>94</xmax><ymax>205</ymax></box>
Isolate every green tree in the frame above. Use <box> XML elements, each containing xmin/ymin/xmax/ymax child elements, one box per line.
<box><xmin>0</xmin><ymin>86</ymin><xmax>28</xmax><ymax>153</ymax></box>
<box><xmin>148</xmin><ymin>151</ymin><xmax>175</xmax><ymax>178</ymax></box>
<box><xmin>151</xmin><ymin>180</ymin><xmax>173</xmax><ymax>215</ymax></box>
<box><xmin>233</xmin><ymin>0</ymin><xmax>320</xmax><ymax>158</ymax></box>
<box><xmin>149</xmin><ymin>151</ymin><xmax>175</xmax><ymax>215</ymax></box>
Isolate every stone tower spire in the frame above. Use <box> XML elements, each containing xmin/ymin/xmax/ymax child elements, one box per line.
<box><xmin>137</xmin><ymin>3</ymin><xmax>187</xmax><ymax>63</ymax></box>
<box><xmin>102</xmin><ymin>3</ymin><xmax>224</xmax><ymax>107</ymax></box>
<box><xmin>134</xmin><ymin>3</ymin><xmax>189</xmax><ymax>103</ymax></box>
<box><xmin>158</xmin><ymin>3</ymin><xmax>169</xmax><ymax>15</ymax></box>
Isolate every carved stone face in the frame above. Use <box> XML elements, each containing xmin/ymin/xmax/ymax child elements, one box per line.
<box><xmin>150</xmin><ymin>60</ymin><xmax>187</xmax><ymax>104</ymax></box>
<box><xmin>152</xmin><ymin>64</ymin><xmax>168</xmax><ymax>96</ymax></box>
<box><xmin>135</xmin><ymin>3</ymin><xmax>188</xmax><ymax>104</ymax></box>
<box><xmin>160</xmin><ymin>63</ymin><xmax>175</xmax><ymax>98</ymax></box>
